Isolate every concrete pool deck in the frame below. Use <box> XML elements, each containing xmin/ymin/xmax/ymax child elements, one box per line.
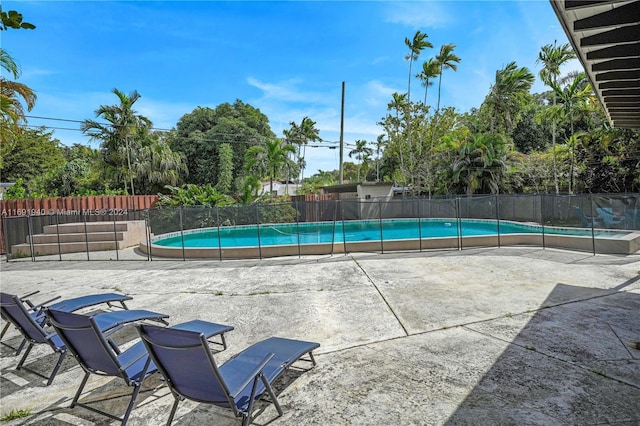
<box><xmin>1</xmin><ymin>247</ymin><xmax>639</xmax><ymax>425</ymax></box>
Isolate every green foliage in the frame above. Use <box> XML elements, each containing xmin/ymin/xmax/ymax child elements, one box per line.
<box><xmin>1</xmin><ymin>128</ymin><xmax>65</xmax><ymax>183</ymax></box>
<box><xmin>157</xmin><ymin>184</ymin><xmax>236</xmax><ymax>207</ymax></box>
<box><xmin>170</xmin><ymin>101</ymin><xmax>275</xmax><ymax>187</ymax></box>
<box><xmin>3</xmin><ymin>178</ymin><xmax>26</xmax><ymax>199</ymax></box>
<box><xmin>0</xmin><ymin>8</ymin><xmax>35</xmax><ymax>30</ymax></box>
<box><xmin>0</xmin><ymin>408</ymin><xmax>30</xmax><ymax>422</ymax></box>
<box><xmin>216</xmin><ymin>143</ymin><xmax>234</xmax><ymax>194</ymax></box>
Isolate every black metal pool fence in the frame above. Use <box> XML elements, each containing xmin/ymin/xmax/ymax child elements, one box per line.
<box><xmin>4</xmin><ymin>194</ymin><xmax>640</xmax><ymax>261</ymax></box>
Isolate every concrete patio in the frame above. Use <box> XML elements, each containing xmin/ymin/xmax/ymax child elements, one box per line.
<box><xmin>1</xmin><ymin>247</ymin><xmax>639</xmax><ymax>425</ymax></box>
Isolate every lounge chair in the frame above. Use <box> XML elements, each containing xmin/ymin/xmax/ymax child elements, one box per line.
<box><xmin>596</xmin><ymin>207</ymin><xmax>625</xmax><ymax>228</ymax></box>
<box><xmin>1</xmin><ymin>291</ymin><xmax>132</xmax><ymax>355</ymax></box>
<box><xmin>46</xmin><ymin>311</ymin><xmax>233</xmax><ymax>426</ymax></box>
<box><xmin>575</xmin><ymin>206</ymin><xmax>601</xmax><ymax>227</ymax></box>
<box><xmin>136</xmin><ymin>322</ymin><xmax>319</xmax><ymax>426</ymax></box>
<box><xmin>0</xmin><ymin>294</ymin><xmax>168</xmax><ymax>386</ymax></box>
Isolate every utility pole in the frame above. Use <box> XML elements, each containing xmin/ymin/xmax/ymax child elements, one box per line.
<box><xmin>339</xmin><ymin>81</ymin><xmax>345</xmax><ymax>184</ymax></box>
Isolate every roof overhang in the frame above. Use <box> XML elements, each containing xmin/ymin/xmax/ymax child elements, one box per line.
<box><xmin>549</xmin><ymin>0</ymin><xmax>640</xmax><ymax>129</ymax></box>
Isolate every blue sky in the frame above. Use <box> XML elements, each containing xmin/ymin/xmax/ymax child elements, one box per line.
<box><xmin>5</xmin><ymin>0</ymin><xmax>579</xmax><ymax>177</ymax></box>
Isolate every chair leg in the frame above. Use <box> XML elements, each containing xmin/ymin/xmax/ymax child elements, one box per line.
<box><xmin>166</xmin><ymin>396</ymin><xmax>180</xmax><ymax>426</ymax></box>
<box><xmin>46</xmin><ymin>351</ymin><xmax>66</xmax><ymax>386</ymax></box>
<box><xmin>260</xmin><ymin>374</ymin><xmax>283</xmax><ymax>417</ymax></box>
<box><xmin>0</xmin><ymin>321</ymin><xmax>10</xmax><ymax>340</ymax></box>
<box><xmin>14</xmin><ymin>338</ymin><xmax>28</xmax><ymax>356</ymax></box>
<box><xmin>71</xmin><ymin>372</ymin><xmax>91</xmax><ymax>408</ymax></box>
<box><xmin>16</xmin><ymin>343</ymin><xmax>34</xmax><ymax>370</ymax></box>
<box><xmin>121</xmin><ymin>384</ymin><xmax>142</xmax><ymax>426</ymax></box>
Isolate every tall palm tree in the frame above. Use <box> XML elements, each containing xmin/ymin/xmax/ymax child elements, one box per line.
<box><xmin>0</xmin><ymin>48</ymin><xmax>37</xmax><ymax>148</ymax></box>
<box><xmin>348</xmin><ymin>139</ymin><xmax>373</xmax><ymax>182</ymax></box>
<box><xmin>404</xmin><ymin>30</ymin><xmax>432</xmax><ymax>104</ymax></box>
<box><xmin>416</xmin><ymin>58</ymin><xmax>441</xmax><ymax>107</ymax></box>
<box><xmin>548</xmin><ymin>72</ymin><xmax>591</xmax><ymax>193</ymax></box>
<box><xmin>81</xmin><ymin>88</ymin><xmax>151</xmax><ymax>195</ymax></box>
<box><xmin>435</xmin><ymin>44</ymin><xmax>461</xmax><ymax>113</ymax></box>
<box><xmin>283</xmin><ymin>116</ymin><xmax>320</xmax><ymax>182</ymax></box>
<box><xmin>483</xmin><ymin>61</ymin><xmax>535</xmax><ymax>133</ymax></box>
<box><xmin>245</xmin><ymin>138</ymin><xmax>296</xmax><ymax>195</ymax></box>
<box><xmin>537</xmin><ymin>41</ymin><xmax>576</xmax><ymax>194</ymax></box>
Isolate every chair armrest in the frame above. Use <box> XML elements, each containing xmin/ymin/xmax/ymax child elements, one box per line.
<box><xmin>227</xmin><ymin>353</ymin><xmax>275</xmax><ymax>398</ymax></box>
<box><xmin>30</xmin><ymin>296</ymin><xmax>62</xmax><ymax>311</ymax></box>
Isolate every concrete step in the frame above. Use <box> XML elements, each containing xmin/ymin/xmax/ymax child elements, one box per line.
<box><xmin>11</xmin><ymin>220</ymin><xmax>147</xmax><ymax>258</ymax></box>
<box><xmin>28</xmin><ymin>232</ymin><xmax>126</xmax><ymax>244</ymax></box>
<box><xmin>12</xmin><ymin>241</ymin><xmax>123</xmax><ymax>256</ymax></box>
<box><xmin>43</xmin><ymin>222</ymin><xmax>129</xmax><ymax>234</ymax></box>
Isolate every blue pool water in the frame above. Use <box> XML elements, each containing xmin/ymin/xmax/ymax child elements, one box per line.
<box><xmin>153</xmin><ymin>219</ymin><xmax>607</xmax><ymax>249</ymax></box>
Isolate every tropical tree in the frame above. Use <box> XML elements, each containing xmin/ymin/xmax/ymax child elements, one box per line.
<box><xmin>0</xmin><ymin>5</ymin><xmax>36</xmax><ymax>143</ymax></box>
<box><xmin>435</xmin><ymin>44</ymin><xmax>461</xmax><ymax>113</ymax></box>
<box><xmin>404</xmin><ymin>30</ymin><xmax>432</xmax><ymax>103</ymax></box>
<box><xmin>134</xmin><ymin>133</ymin><xmax>187</xmax><ymax>194</ymax></box>
<box><xmin>348</xmin><ymin>139</ymin><xmax>373</xmax><ymax>182</ymax></box>
<box><xmin>537</xmin><ymin>41</ymin><xmax>576</xmax><ymax>194</ymax></box>
<box><xmin>1</xmin><ymin>127</ymin><xmax>65</xmax><ymax>184</ymax></box>
<box><xmin>171</xmin><ymin>101</ymin><xmax>274</xmax><ymax>186</ymax></box>
<box><xmin>546</xmin><ymin>72</ymin><xmax>592</xmax><ymax>192</ymax></box>
<box><xmin>416</xmin><ymin>58</ymin><xmax>441</xmax><ymax>107</ymax></box>
<box><xmin>283</xmin><ymin>116</ymin><xmax>321</xmax><ymax>181</ymax></box>
<box><xmin>0</xmin><ymin>49</ymin><xmax>37</xmax><ymax>154</ymax></box>
<box><xmin>450</xmin><ymin>132</ymin><xmax>509</xmax><ymax>195</ymax></box>
<box><xmin>81</xmin><ymin>89</ymin><xmax>151</xmax><ymax>195</ymax></box>
<box><xmin>216</xmin><ymin>143</ymin><xmax>234</xmax><ymax>194</ymax></box>
<box><xmin>482</xmin><ymin>61</ymin><xmax>535</xmax><ymax>134</ymax></box>
<box><xmin>245</xmin><ymin>138</ymin><xmax>296</xmax><ymax>195</ymax></box>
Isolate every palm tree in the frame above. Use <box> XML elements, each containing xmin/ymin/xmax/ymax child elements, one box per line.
<box><xmin>81</xmin><ymin>89</ymin><xmax>151</xmax><ymax>195</ymax></box>
<box><xmin>245</xmin><ymin>138</ymin><xmax>296</xmax><ymax>195</ymax></box>
<box><xmin>404</xmin><ymin>30</ymin><xmax>432</xmax><ymax>103</ymax></box>
<box><xmin>134</xmin><ymin>133</ymin><xmax>187</xmax><ymax>194</ymax></box>
<box><xmin>0</xmin><ymin>48</ymin><xmax>37</xmax><ymax>148</ymax></box>
<box><xmin>547</xmin><ymin>72</ymin><xmax>591</xmax><ymax>193</ymax></box>
<box><xmin>537</xmin><ymin>41</ymin><xmax>576</xmax><ymax>194</ymax></box>
<box><xmin>435</xmin><ymin>44</ymin><xmax>461</xmax><ymax>113</ymax></box>
<box><xmin>349</xmin><ymin>139</ymin><xmax>373</xmax><ymax>182</ymax></box>
<box><xmin>451</xmin><ymin>133</ymin><xmax>508</xmax><ymax>195</ymax></box>
<box><xmin>283</xmin><ymin>116</ymin><xmax>320</xmax><ymax>182</ymax></box>
<box><xmin>416</xmin><ymin>58</ymin><xmax>441</xmax><ymax>107</ymax></box>
<box><xmin>483</xmin><ymin>62</ymin><xmax>535</xmax><ymax>133</ymax></box>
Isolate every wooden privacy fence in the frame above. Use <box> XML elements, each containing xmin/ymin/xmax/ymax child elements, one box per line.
<box><xmin>0</xmin><ymin>195</ymin><xmax>159</xmax><ymax>254</ymax></box>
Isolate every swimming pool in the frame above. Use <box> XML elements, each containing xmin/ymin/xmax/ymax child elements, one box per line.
<box><xmin>142</xmin><ymin>218</ymin><xmax>640</xmax><ymax>258</ymax></box>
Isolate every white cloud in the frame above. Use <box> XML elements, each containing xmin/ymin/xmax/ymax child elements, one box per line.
<box><xmin>384</xmin><ymin>1</ymin><xmax>452</xmax><ymax>28</ymax></box>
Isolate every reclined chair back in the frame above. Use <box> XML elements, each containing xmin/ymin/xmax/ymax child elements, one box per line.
<box><xmin>46</xmin><ymin>309</ymin><xmax>124</xmax><ymax>377</ymax></box>
<box><xmin>0</xmin><ymin>293</ymin><xmax>52</xmax><ymax>345</ymax></box>
<box><xmin>47</xmin><ymin>308</ymin><xmax>157</xmax><ymax>425</ymax></box>
<box><xmin>136</xmin><ymin>324</ymin><xmax>233</xmax><ymax>408</ymax></box>
<box><xmin>1</xmin><ymin>293</ymin><xmax>67</xmax><ymax>385</ymax></box>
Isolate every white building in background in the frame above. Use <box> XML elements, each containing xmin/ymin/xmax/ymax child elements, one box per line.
<box><xmin>259</xmin><ymin>181</ymin><xmax>302</xmax><ymax>197</ymax></box>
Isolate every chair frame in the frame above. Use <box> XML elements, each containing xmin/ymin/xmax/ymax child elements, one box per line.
<box><xmin>46</xmin><ymin>308</ymin><xmax>157</xmax><ymax>425</ymax></box>
<box><xmin>137</xmin><ymin>324</ymin><xmax>318</xmax><ymax>426</ymax></box>
<box><xmin>0</xmin><ymin>294</ymin><xmax>165</xmax><ymax>386</ymax></box>
<box><xmin>1</xmin><ymin>291</ymin><xmax>131</xmax><ymax>355</ymax></box>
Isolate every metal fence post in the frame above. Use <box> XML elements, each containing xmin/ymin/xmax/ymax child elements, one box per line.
<box><xmin>256</xmin><ymin>204</ymin><xmax>262</xmax><ymax>260</ymax></box>
<box><xmin>216</xmin><ymin>207</ymin><xmax>222</xmax><ymax>262</ymax></box>
<box><xmin>378</xmin><ymin>199</ymin><xmax>384</xmax><ymax>254</ymax></box>
<box><xmin>179</xmin><ymin>207</ymin><xmax>186</xmax><ymax>261</ymax></box>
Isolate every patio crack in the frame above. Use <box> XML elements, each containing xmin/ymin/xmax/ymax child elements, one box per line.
<box><xmin>350</xmin><ymin>254</ymin><xmax>409</xmax><ymax>337</ymax></box>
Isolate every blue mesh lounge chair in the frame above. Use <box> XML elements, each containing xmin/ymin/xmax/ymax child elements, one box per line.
<box><xmin>46</xmin><ymin>312</ymin><xmax>233</xmax><ymax>426</ymax></box>
<box><xmin>1</xmin><ymin>291</ymin><xmax>132</xmax><ymax>355</ymax></box>
<box><xmin>575</xmin><ymin>206</ymin><xmax>602</xmax><ymax>227</ymax></box>
<box><xmin>596</xmin><ymin>207</ymin><xmax>625</xmax><ymax>228</ymax></box>
<box><xmin>136</xmin><ymin>322</ymin><xmax>319</xmax><ymax>426</ymax></box>
<box><xmin>0</xmin><ymin>294</ymin><xmax>168</xmax><ymax>386</ymax></box>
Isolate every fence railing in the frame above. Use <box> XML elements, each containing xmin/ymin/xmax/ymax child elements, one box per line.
<box><xmin>3</xmin><ymin>193</ymin><xmax>639</xmax><ymax>261</ymax></box>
